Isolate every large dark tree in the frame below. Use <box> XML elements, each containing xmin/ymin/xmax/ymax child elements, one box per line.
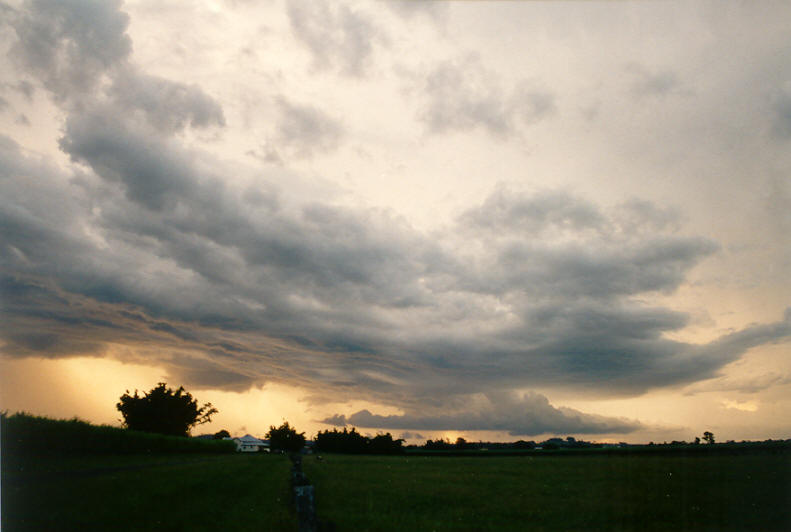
<box><xmin>116</xmin><ymin>382</ymin><xmax>217</xmax><ymax>437</ymax></box>
<box><xmin>315</xmin><ymin>427</ymin><xmax>368</xmax><ymax>454</ymax></box>
<box><xmin>368</xmin><ymin>432</ymin><xmax>404</xmax><ymax>454</ymax></box>
<box><xmin>213</xmin><ymin>429</ymin><xmax>231</xmax><ymax>440</ymax></box>
<box><xmin>266</xmin><ymin>421</ymin><xmax>306</xmax><ymax>452</ymax></box>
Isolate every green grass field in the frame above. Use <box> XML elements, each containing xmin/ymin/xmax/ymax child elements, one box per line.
<box><xmin>303</xmin><ymin>452</ymin><xmax>791</xmax><ymax>531</ymax></box>
<box><xmin>3</xmin><ymin>413</ymin><xmax>790</xmax><ymax>531</ymax></box>
<box><xmin>4</xmin><ymin>450</ymin><xmax>790</xmax><ymax>531</ymax></box>
<box><xmin>3</xmin><ymin>453</ymin><xmax>296</xmax><ymax>531</ymax></box>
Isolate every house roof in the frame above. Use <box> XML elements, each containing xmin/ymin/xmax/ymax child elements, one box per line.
<box><xmin>235</xmin><ymin>434</ymin><xmax>269</xmax><ymax>445</ymax></box>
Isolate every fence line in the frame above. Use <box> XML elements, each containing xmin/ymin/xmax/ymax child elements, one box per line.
<box><xmin>289</xmin><ymin>454</ymin><xmax>319</xmax><ymax>532</ymax></box>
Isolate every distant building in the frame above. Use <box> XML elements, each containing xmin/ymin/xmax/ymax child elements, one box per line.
<box><xmin>229</xmin><ymin>434</ymin><xmax>270</xmax><ymax>452</ymax></box>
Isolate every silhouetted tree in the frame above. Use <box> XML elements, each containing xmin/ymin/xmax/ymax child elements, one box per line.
<box><xmin>213</xmin><ymin>429</ymin><xmax>231</xmax><ymax>439</ymax></box>
<box><xmin>315</xmin><ymin>427</ymin><xmax>367</xmax><ymax>453</ymax></box>
<box><xmin>369</xmin><ymin>432</ymin><xmax>404</xmax><ymax>454</ymax></box>
<box><xmin>455</xmin><ymin>437</ymin><xmax>468</xmax><ymax>450</ymax></box>
<box><xmin>116</xmin><ymin>382</ymin><xmax>217</xmax><ymax>437</ymax></box>
<box><xmin>513</xmin><ymin>440</ymin><xmax>536</xmax><ymax>450</ymax></box>
<box><xmin>424</xmin><ymin>438</ymin><xmax>453</xmax><ymax>451</ymax></box>
<box><xmin>266</xmin><ymin>421</ymin><xmax>306</xmax><ymax>452</ymax></box>
<box><xmin>314</xmin><ymin>428</ymin><xmax>403</xmax><ymax>454</ymax></box>
<box><xmin>703</xmin><ymin>431</ymin><xmax>715</xmax><ymax>445</ymax></box>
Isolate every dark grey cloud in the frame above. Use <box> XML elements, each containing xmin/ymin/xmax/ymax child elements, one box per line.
<box><xmin>626</xmin><ymin>63</ymin><xmax>686</xmax><ymax>99</ymax></box>
<box><xmin>684</xmin><ymin>371</ymin><xmax>791</xmax><ymax>396</ymax></box>
<box><xmin>272</xmin><ymin>97</ymin><xmax>345</xmax><ymax>159</ymax></box>
<box><xmin>321</xmin><ymin>414</ymin><xmax>347</xmax><ymax>426</ymax></box>
<box><xmin>0</xmin><ymin>80</ymin><xmax>35</xmax><ymax>103</ymax></box>
<box><xmin>8</xmin><ymin>0</ymin><xmax>225</xmax><ymax>135</ymax></box>
<box><xmin>455</xmin><ymin>190</ymin><xmax>717</xmax><ymax>299</ymax></box>
<box><xmin>323</xmin><ymin>391</ymin><xmax>643</xmax><ymax>436</ymax></box>
<box><xmin>771</xmin><ymin>85</ymin><xmax>791</xmax><ymax>139</ymax></box>
<box><xmin>420</xmin><ymin>57</ymin><xmax>510</xmax><ymax>136</ymax></box>
<box><xmin>13</xmin><ymin>80</ymin><xmax>35</xmax><ymax>101</ymax></box>
<box><xmin>168</xmin><ymin>354</ymin><xmax>259</xmax><ymax>393</ymax></box>
<box><xmin>613</xmin><ymin>199</ymin><xmax>682</xmax><ymax>234</ymax></box>
<box><xmin>512</xmin><ymin>82</ymin><xmax>557</xmax><ymax>125</ymax></box>
<box><xmin>9</xmin><ymin>0</ymin><xmax>132</xmax><ymax>100</ymax></box>
<box><xmin>58</xmin><ymin>107</ymin><xmax>227</xmax><ymax>210</ymax></box>
<box><xmin>693</xmin><ymin>309</ymin><xmax>791</xmax><ymax>368</ymax></box>
<box><xmin>4</xmin><ymin>117</ymin><xmax>789</xmax><ymax>413</ymax></box>
<box><xmin>285</xmin><ymin>0</ymin><xmax>382</xmax><ymax>76</ymax></box>
<box><xmin>3</xmin><ymin>0</ymin><xmax>791</xmax><ymax>437</ymax></box>
<box><xmin>108</xmin><ymin>70</ymin><xmax>225</xmax><ymax>134</ymax></box>
<box><xmin>385</xmin><ymin>0</ymin><xmax>449</xmax><ymax>24</ymax></box>
<box><xmin>458</xmin><ymin>189</ymin><xmax>605</xmax><ymax>235</ymax></box>
<box><xmin>416</xmin><ymin>56</ymin><xmax>555</xmax><ymax>137</ymax></box>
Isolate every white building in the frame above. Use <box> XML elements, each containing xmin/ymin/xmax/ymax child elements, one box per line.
<box><xmin>228</xmin><ymin>434</ymin><xmax>270</xmax><ymax>452</ymax></box>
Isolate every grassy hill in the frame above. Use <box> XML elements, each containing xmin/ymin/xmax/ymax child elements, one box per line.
<box><xmin>1</xmin><ymin>412</ymin><xmax>236</xmax><ymax>455</ymax></box>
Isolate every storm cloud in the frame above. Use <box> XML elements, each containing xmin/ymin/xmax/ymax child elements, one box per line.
<box><xmin>2</xmin><ymin>0</ymin><xmax>790</xmax><ymax>438</ymax></box>
<box><xmin>8</xmin><ymin>0</ymin><xmax>132</xmax><ymax>99</ymax></box>
<box><xmin>5</xmin><ymin>110</ymin><xmax>788</xmax><ymax>409</ymax></box>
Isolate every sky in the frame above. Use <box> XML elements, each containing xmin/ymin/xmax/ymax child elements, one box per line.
<box><xmin>1</xmin><ymin>0</ymin><xmax>790</xmax><ymax>445</ymax></box>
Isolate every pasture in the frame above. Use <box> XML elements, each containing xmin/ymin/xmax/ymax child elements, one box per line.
<box><xmin>3</xmin><ymin>425</ymin><xmax>789</xmax><ymax>531</ymax></box>
<box><xmin>2</xmin><ymin>453</ymin><xmax>295</xmax><ymax>531</ymax></box>
<box><xmin>303</xmin><ymin>452</ymin><xmax>791</xmax><ymax>531</ymax></box>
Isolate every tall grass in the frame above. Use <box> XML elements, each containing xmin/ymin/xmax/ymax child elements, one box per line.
<box><xmin>1</xmin><ymin>412</ymin><xmax>236</xmax><ymax>455</ymax></box>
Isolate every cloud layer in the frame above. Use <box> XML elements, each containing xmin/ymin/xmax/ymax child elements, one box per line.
<box><xmin>2</xmin><ymin>0</ymin><xmax>790</xmax><ymax>437</ymax></box>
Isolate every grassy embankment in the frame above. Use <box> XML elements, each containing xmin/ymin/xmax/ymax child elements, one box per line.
<box><xmin>303</xmin><ymin>452</ymin><xmax>791</xmax><ymax>531</ymax></box>
<box><xmin>1</xmin><ymin>413</ymin><xmax>296</xmax><ymax>531</ymax></box>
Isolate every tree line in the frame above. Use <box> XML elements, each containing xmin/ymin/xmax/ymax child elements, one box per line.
<box><xmin>114</xmin><ymin>383</ymin><xmax>404</xmax><ymax>454</ymax></box>
<box><xmin>116</xmin><ymin>383</ymin><xmax>729</xmax><ymax>454</ymax></box>
<box><xmin>314</xmin><ymin>427</ymin><xmax>404</xmax><ymax>454</ymax></box>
